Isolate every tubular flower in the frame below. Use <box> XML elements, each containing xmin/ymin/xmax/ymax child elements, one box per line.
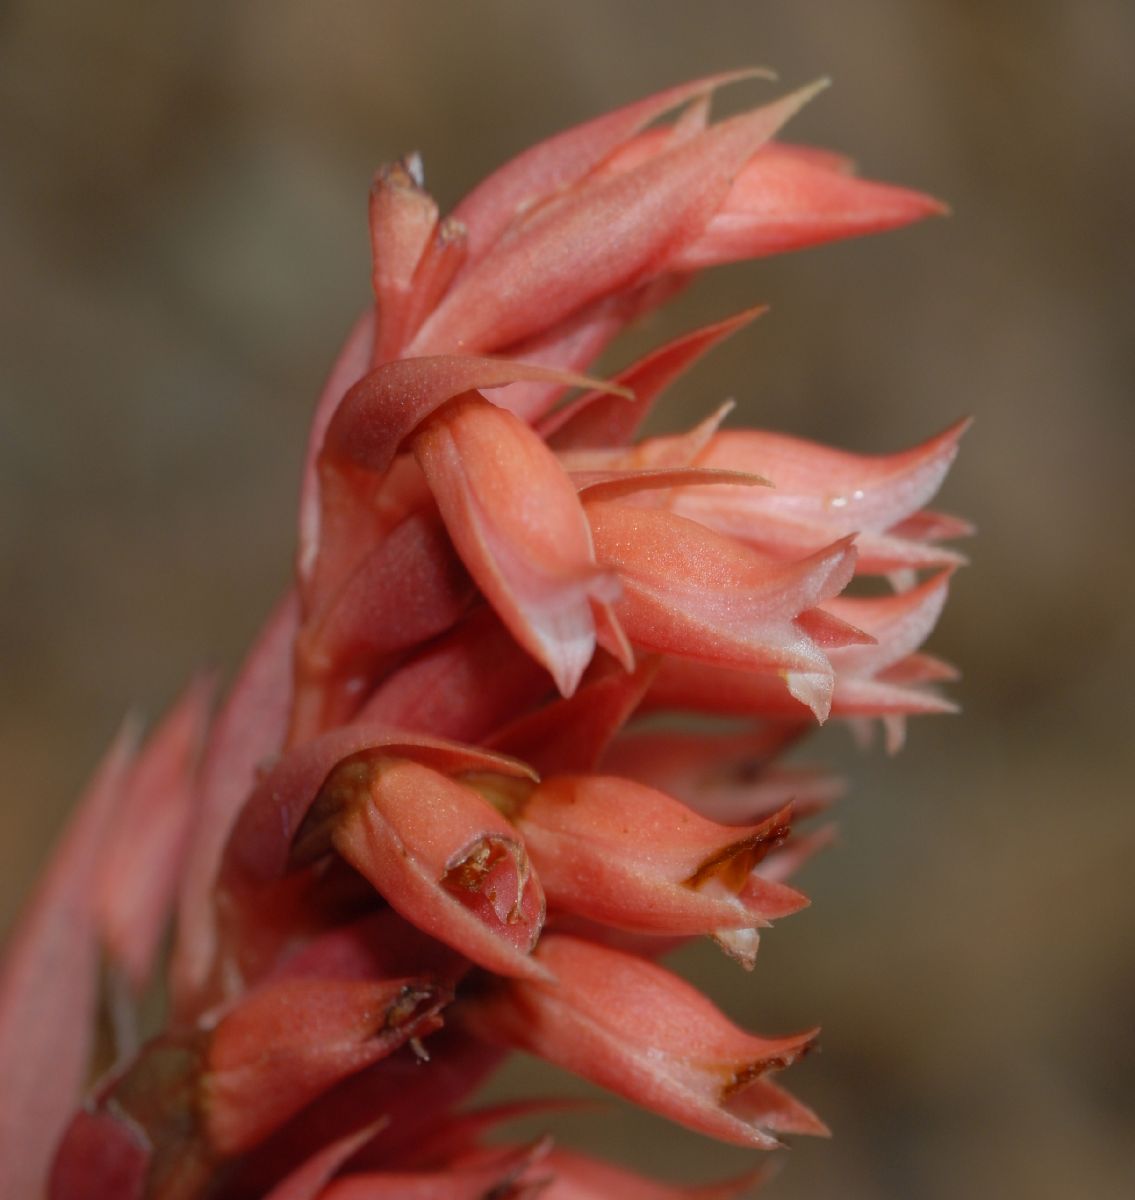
<box><xmin>509</xmin><ymin>775</ymin><xmax>806</xmax><ymax>968</ymax></box>
<box><xmin>0</xmin><ymin>73</ymin><xmax>966</xmax><ymax>1199</ymax></box>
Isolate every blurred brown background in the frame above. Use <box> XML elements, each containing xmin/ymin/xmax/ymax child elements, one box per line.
<box><xmin>2</xmin><ymin>2</ymin><xmax>1132</xmax><ymax>1197</ymax></box>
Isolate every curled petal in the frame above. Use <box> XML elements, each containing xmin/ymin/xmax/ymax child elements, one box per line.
<box><xmin>415</xmin><ymin>395</ymin><xmax>625</xmax><ymax>696</ymax></box>
<box><xmin>321</xmin><ymin>355</ymin><xmax>627</xmax><ymax>480</ymax></box>
<box><xmin>296</xmin><ymin>757</ymin><xmax>548</xmax><ymax>981</ymax></box>
<box><xmin>462</xmin><ymin>935</ymin><xmax>824</xmax><ymax>1148</ymax></box>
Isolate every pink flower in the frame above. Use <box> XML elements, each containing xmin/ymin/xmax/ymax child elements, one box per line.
<box><xmin>0</xmin><ymin>73</ymin><xmax>965</xmax><ymax>1199</ymax></box>
<box><xmin>462</xmin><ymin>934</ymin><xmax>826</xmax><ymax>1149</ymax></box>
<box><xmin>511</xmin><ymin>774</ymin><xmax>805</xmax><ymax>967</ymax></box>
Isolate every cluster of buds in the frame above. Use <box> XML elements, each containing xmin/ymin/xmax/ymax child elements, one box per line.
<box><xmin>0</xmin><ymin>72</ymin><xmax>966</xmax><ymax>1199</ymax></box>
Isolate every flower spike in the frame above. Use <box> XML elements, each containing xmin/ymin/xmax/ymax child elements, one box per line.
<box><xmin>7</xmin><ymin>72</ymin><xmax>965</xmax><ymax>1200</ymax></box>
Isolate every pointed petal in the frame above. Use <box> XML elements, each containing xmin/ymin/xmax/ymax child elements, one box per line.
<box><xmin>171</xmin><ymin>592</ymin><xmax>297</xmax><ymax>1021</ymax></box>
<box><xmin>483</xmin><ymin>277</ymin><xmax>685</xmax><ymax>425</ymax></box>
<box><xmin>450</xmin><ymin>70</ymin><xmax>773</xmax><ymax>263</ymax></box>
<box><xmin>545</xmin><ymin>308</ymin><xmax>765</xmax><ymax>450</ymax></box>
<box><xmin>668</xmin><ymin>143</ymin><xmax>947</xmax><ymax>270</ymax></box>
<box><xmin>262</xmin><ymin>1121</ymin><xmax>386</xmax><ymax>1200</ymax></box>
<box><xmin>413</xmin><ymin>83</ymin><xmax>826</xmax><ymax>355</ymax></box>
<box><xmin>0</xmin><ymin>722</ymin><xmax>137</xmax><ymax>1200</ymax></box>
<box><xmin>598</xmin><ymin>725</ymin><xmax>836</xmax><ymax>824</ymax></box>
<box><xmin>882</xmin><ymin>650</ymin><xmax>960</xmax><ymax>684</ymax></box>
<box><xmin>400</xmin><ymin>216</ymin><xmax>470</xmax><ymax>352</ymax></box>
<box><xmin>97</xmin><ymin>676</ymin><xmax>214</xmax><ymax>990</ymax></box>
<box><xmin>368</xmin><ymin>160</ymin><xmax>440</xmax><ymax>361</ymax></box>
<box><xmin>322</xmin><ymin>355</ymin><xmax>628</xmax><ymax>480</ymax></box>
<box><xmin>824</xmin><ymin>569</ymin><xmax>953</xmax><ymax>676</ymax></box>
<box><xmin>646</xmin><ymin>658</ymin><xmax>821</xmax><ymax>720</ymax></box>
<box><xmin>488</xmin><ymin>656</ymin><xmax>658</xmax><ymax>775</ymax></box>
<box><xmin>648</xmin><ymin>655</ymin><xmax>957</xmax><ymax>723</ymax></box>
<box><xmin>830</xmin><ymin>676</ymin><xmax>960</xmax><ymax>717</ymax></box>
<box><xmin>386</xmin><ymin>1100</ymin><xmax>589</xmax><ymax>1169</ymax></box>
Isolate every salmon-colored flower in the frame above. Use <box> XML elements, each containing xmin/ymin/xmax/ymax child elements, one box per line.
<box><xmin>512</xmin><ymin>775</ymin><xmax>805</xmax><ymax>966</ymax></box>
<box><xmin>1</xmin><ymin>73</ymin><xmax>966</xmax><ymax>1199</ymax></box>
<box><xmin>462</xmin><ymin>935</ymin><xmax>826</xmax><ymax>1149</ymax></box>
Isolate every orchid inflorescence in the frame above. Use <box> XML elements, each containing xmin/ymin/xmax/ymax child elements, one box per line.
<box><xmin>0</xmin><ymin>72</ymin><xmax>967</xmax><ymax>1199</ymax></box>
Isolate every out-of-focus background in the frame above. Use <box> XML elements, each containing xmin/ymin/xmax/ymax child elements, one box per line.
<box><xmin>2</xmin><ymin>2</ymin><xmax>1132</xmax><ymax>1196</ymax></box>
